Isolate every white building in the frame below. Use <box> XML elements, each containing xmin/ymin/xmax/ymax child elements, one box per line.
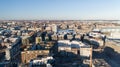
<box><xmin>58</xmin><ymin>40</ymin><xmax>71</xmax><ymax>52</ymax></box>
<box><xmin>101</xmin><ymin>27</ymin><xmax>120</xmax><ymax>39</ymax></box>
<box><xmin>29</xmin><ymin>56</ymin><xmax>54</xmax><ymax>67</ymax></box>
<box><xmin>89</xmin><ymin>32</ymin><xmax>101</xmax><ymax>38</ymax></box>
<box><xmin>51</xmin><ymin>24</ymin><xmax>57</xmax><ymax>33</ymax></box>
<box><xmin>57</xmin><ymin>40</ymin><xmax>91</xmax><ymax>57</ymax></box>
<box><xmin>101</xmin><ymin>27</ymin><xmax>120</xmax><ymax>33</ymax></box>
<box><xmin>109</xmin><ymin>32</ymin><xmax>120</xmax><ymax>39</ymax></box>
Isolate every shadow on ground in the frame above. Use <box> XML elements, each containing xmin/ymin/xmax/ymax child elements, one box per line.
<box><xmin>93</xmin><ymin>46</ymin><xmax>120</xmax><ymax>67</ymax></box>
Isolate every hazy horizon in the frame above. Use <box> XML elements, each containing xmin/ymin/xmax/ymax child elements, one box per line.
<box><xmin>0</xmin><ymin>0</ymin><xmax>120</xmax><ymax>20</ymax></box>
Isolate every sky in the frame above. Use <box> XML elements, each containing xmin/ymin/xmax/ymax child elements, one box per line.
<box><xmin>0</xmin><ymin>0</ymin><xmax>120</xmax><ymax>20</ymax></box>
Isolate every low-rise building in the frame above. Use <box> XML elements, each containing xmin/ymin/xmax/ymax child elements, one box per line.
<box><xmin>57</xmin><ymin>40</ymin><xmax>92</xmax><ymax>57</ymax></box>
<box><xmin>5</xmin><ymin>37</ymin><xmax>21</xmax><ymax>61</ymax></box>
<box><xmin>75</xmin><ymin>34</ymin><xmax>81</xmax><ymax>40</ymax></box>
<box><xmin>51</xmin><ymin>34</ymin><xmax>58</xmax><ymax>41</ymax></box>
<box><xmin>101</xmin><ymin>27</ymin><xmax>120</xmax><ymax>33</ymax></box>
<box><xmin>21</xmin><ymin>50</ymin><xmax>49</xmax><ymax>63</ymax></box>
<box><xmin>29</xmin><ymin>56</ymin><xmax>54</xmax><ymax>67</ymax></box>
<box><xmin>57</xmin><ymin>34</ymin><xmax>64</xmax><ymax>40</ymax></box>
<box><xmin>84</xmin><ymin>36</ymin><xmax>104</xmax><ymax>47</ymax></box>
<box><xmin>21</xmin><ymin>36</ymin><xmax>30</xmax><ymax>45</ymax></box>
<box><xmin>67</xmin><ymin>35</ymin><xmax>73</xmax><ymax>40</ymax></box>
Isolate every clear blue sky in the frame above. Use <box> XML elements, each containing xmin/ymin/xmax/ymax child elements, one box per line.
<box><xmin>0</xmin><ymin>0</ymin><xmax>120</xmax><ymax>20</ymax></box>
